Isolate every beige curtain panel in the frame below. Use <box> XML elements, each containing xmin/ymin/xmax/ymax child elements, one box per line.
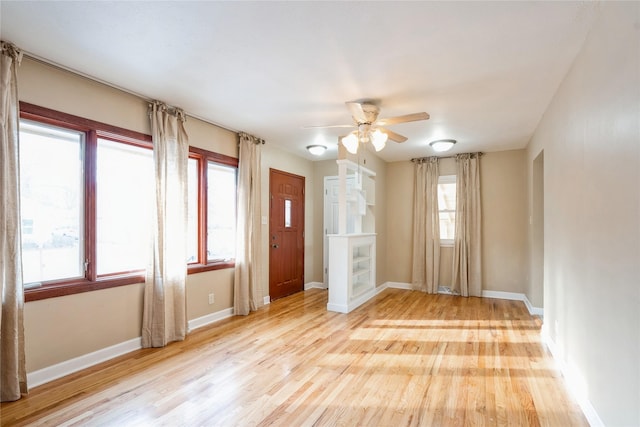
<box><xmin>234</xmin><ymin>132</ymin><xmax>264</xmax><ymax>315</ymax></box>
<box><xmin>411</xmin><ymin>157</ymin><xmax>441</xmax><ymax>294</ymax></box>
<box><xmin>0</xmin><ymin>41</ymin><xmax>28</xmax><ymax>402</ymax></box>
<box><xmin>142</xmin><ymin>101</ymin><xmax>189</xmax><ymax>348</ymax></box>
<box><xmin>452</xmin><ymin>153</ymin><xmax>482</xmax><ymax>297</ymax></box>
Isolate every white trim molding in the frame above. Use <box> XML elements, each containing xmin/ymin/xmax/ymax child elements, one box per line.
<box><xmin>523</xmin><ymin>296</ymin><xmax>544</xmax><ymax>316</ymax></box>
<box><xmin>327</xmin><ymin>286</ymin><xmax>377</xmax><ymax>314</ymax></box>
<box><xmin>481</xmin><ymin>290</ymin><xmax>543</xmax><ymax>317</ymax></box>
<box><xmin>27</xmin><ymin>337</ymin><xmax>142</xmax><ymax>388</ymax></box>
<box><xmin>29</xmin><ymin>306</ymin><xmax>237</xmax><ymax>389</ymax></box>
<box><xmin>304</xmin><ymin>281</ymin><xmax>326</xmax><ymax>290</ymax></box>
<box><xmin>263</xmin><ymin>296</ymin><xmax>270</xmax><ymax>305</ymax></box>
<box><xmin>384</xmin><ymin>282</ymin><xmax>413</xmax><ymax>290</ymax></box>
<box><xmin>541</xmin><ymin>327</ymin><xmax>604</xmax><ymax>427</ymax></box>
<box><xmin>374</xmin><ymin>283</ymin><xmax>388</xmax><ymax>295</ymax></box>
<box><xmin>188</xmin><ymin>307</ymin><xmax>235</xmax><ymax>332</ymax></box>
<box><xmin>379</xmin><ymin>286</ymin><xmax>544</xmax><ymax>317</ymax></box>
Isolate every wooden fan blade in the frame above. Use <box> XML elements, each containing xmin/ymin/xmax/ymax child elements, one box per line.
<box><xmin>346</xmin><ymin>102</ymin><xmax>368</xmax><ymax>123</ymax></box>
<box><xmin>302</xmin><ymin>124</ymin><xmax>355</xmax><ymax>129</ymax></box>
<box><xmin>346</xmin><ymin>101</ymin><xmax>380</xmax><ymax>123</ymax></box>
<box><xmin>380</xmin><ymin>127</ymin><xmax>408</xmax><ymax>143</ymax></box>
<box><xmin>376</xmin><ymin>112</ymin><xmax>430</xmax><ymax>126</ymax></box>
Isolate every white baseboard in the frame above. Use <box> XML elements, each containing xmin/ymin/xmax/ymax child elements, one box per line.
<box><xmin>29</xmin><ymin>307</ymin><xmax>236</xmax><ymax>389</ymax></box>
<box><xmin>376</xmin><ymin>283</ymin><xmax>388</xmax><ymax>294</ymax></box>
<box><xmin>523</xmin><ymin>296</ymin><xmax>544</xmax><ymax>316</ymax></box>
<box><xmin>481</xmin><ymin>290</ymin><xmax>543</xmax><ymax>317</ymax></box>
<box><xmin>304</xmin><ymin>281</ymin><xmax>326</xmax><ymax>290</ymax></box>
<box><xmin>378</xmin><ymin>286</ymin><xmax>544</xmax><ymax>317</ymax></box>
<box><xmin>327</xmin><ymin>287</ymin><xmax>377</xmax><ymax>314</ymax></box>
<box><xmin>326</xmin><ymin>302</ymin><xmax>349</xmax><ymax>312</ymax></box>
<box><xmin>188</xmin><ymin>307</ymin><xmax>234</xmax><ymax>332</ymax></box>
<box><xmin>384</xmin><ymin>281</ymin><xmax>413</xmax><ymax>290</ymax></box>
<box><xmin>541</xmin><ymin>327</ymin><xmax>604</xmax><ymax>427</ymax></box>
<box><xmin>263</xmin><ymin>296</ymin><xmax>270</xmax><ymax>305</ymax></box>
<box><xmin>481</xmin><ymin>290</ymin><xmax>525</xmax><ymax>301</ymax></box>
<box><xmin>27</xmin><ymin>337</ymin><xmax>142</xmax><ymax>389</ymax></box>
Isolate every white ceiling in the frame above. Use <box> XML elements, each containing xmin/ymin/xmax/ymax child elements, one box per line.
<box><xmin>1</xmin><ymin>1</ymin><xmax>597</xmax><ymax>162</ymax></box>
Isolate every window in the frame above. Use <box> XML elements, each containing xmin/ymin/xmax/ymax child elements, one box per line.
<box><xmin>206</xmin><ymin>161</ymin><xmax>237</xmax><ymax>262</ymax></box>
<box><xmin>187</xmin><ymin>147</ymin><xmax>238</xmax><ymax>273</ymax></box>
<box><xmin>19</xmin><ymin>121</ymin><xmax>85</xmax><ymax>284</ymax></box>
<box><xmin>19</xmin><ymin>103</ymin><xmax>238</xmax><ymax>301</ymax></box>
<box><xmin>438</xmin><ymin>175</ymin><xmax>456</xmax><ymax>245</ymax></box>
<box><xmin>96</xmin><ymin>138</ymin><xmax>154</xmax><ymax>275</ymax></box>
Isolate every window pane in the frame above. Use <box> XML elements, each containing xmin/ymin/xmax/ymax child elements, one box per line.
<box><xmin>438</xmin><ymin>179</ymin><xmax>456</xmax><ymax>241</ymax></box>
<box><xmin>207</xmin><ymin>162</ymin><xmax>236</xmax><ymax>261</ymax></box>
<box><xmin>438</xmin><ymin>182</ymin><xmax>456</xmax><ymax>211</ymax></box>
<box><xmin>187</xmin><ymin>158</ymin><xmax>199</xmax><ymax>263</ymax></box>
<box><xmin>439</xmin><ymin>212</ymin><xmax>456</xmax><ymax>240</ymax></box>
<box><xmin>96</xmin><ymin>139</ymin><xmax>153</xmax><ymax>275</ymax></box>
<box><xmin>19</xmin><ymin>121</ymin><xmax>84</xmax><ymax>283</ymax></box>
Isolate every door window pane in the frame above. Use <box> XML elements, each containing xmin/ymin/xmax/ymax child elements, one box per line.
<box><xmin>19</xmin><ymin>121</ymin><xmax>84</xmax><ymax>283</ymax></box>
<box><xmin>207</xmin><ymin>162</ymin><xmax>236</xmax><ymax>261</ymax></box>
<box><xmin>96</xmin><ymin>139</ymin><xmax>153</xmax><ymax>275</ymax></box>
<box><xmin>284</xmin><ymin>199</ymin><xmax>292</xmax><ymax>227</ymax></box>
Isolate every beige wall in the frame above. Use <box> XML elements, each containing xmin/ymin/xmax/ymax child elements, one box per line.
<box><xmin>385</xmin><ymin>151</ymin><xmax>528</xmax><ymax>294</ymax></box>
<box><xmin>19</xmin><ymin>59</ymin><xmax>240</xmax><ymax>372</ymax></box>
<box><xmin>481</xmin><ymin>150</ymin><xmax>528</xmax><ymax>293</ymax></box>
<box><xmin>24</xmin><ymin>283</ymin><xmax>144</xmax><ymax>372</ymax></box>
<box><xmin>525</xmin><ymin>2</ymin><xmax>639</xmax><ymax>425</ymax></box>
<box><xmin>186</xmin><ymin>269</ymin><xmax>235</xmax><ymax>321</ymax></box>
<box><xmin>19</xmin><ymin>59</ymin><xmax>150</xmax><ymax>135</ymax></box>
<box><xmin>385</xmin><ymin>161</ymin><xmax>413</xmax><ymax>284</ymax></box>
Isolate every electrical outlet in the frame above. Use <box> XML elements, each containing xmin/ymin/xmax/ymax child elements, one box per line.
<box><xmin>208</xmin><ymin>293</ymin><xmax>214</xmax><ymax>305</ymax></box>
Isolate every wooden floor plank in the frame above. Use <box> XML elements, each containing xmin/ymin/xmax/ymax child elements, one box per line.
<box><xmin>1</xmin><ymin>288</ymin><xmax>587</xmax><ymax>426</ymax></box>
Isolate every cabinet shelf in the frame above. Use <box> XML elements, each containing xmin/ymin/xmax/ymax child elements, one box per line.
<box><xmin>327</xmin><ymin>234</ymin><xmax>376</xmax><ymax>314</ymax></box>
<box><xmin>352</xmin><ymin>268</ymin><xmax>370</xmax><ymax>277</ymax></box>
<box><xmin>352</xmin><ymin>281</ymin><xmax>370</xmax><ymax>298</ymax></box>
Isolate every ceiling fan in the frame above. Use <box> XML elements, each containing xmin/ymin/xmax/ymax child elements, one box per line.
<box><xmin>306</xmin><ymin>101</ymin><xmax>429</xmax><ymax>154</ymax></box>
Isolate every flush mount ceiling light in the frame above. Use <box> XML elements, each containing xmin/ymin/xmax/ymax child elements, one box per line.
<box><xmin>306</xmin><ymin>144</ymin><xmax>327</xmax><ymax>156</ymax></box>
<box><xmin>429</xmin><ymin>139</ymin><xmax>457</xmax><ymax>152</ymax></box>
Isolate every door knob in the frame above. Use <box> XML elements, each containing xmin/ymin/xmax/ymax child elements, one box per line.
<box><xmin>272</xmin><ymin>244</ymin><xmax>279</xmax><ymax>248</ymax></box>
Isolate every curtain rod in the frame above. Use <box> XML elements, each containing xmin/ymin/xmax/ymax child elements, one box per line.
<box><xmin>411</xmin><ymin>152</ymin><xmax>483</xmax><ymax>162</ymax></box>
<box><xmin>22</xmin><ymin>52</ymin><xmax>241</xmax><ymax>135</ymax></box>
<box><xmin>238</xmin><ymin>131</ymin><xmax>265</xmax><ymax>145</ymax></box>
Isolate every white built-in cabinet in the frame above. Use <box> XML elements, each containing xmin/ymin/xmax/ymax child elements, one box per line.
<box><xmin>327</xmin><ymin>160</ymin><xmax>377</xmax><ymax>313</ymax></box>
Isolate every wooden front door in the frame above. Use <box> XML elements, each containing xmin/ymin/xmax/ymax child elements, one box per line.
<box><xmin>269</xmin><ymin>169</ymin><xmax>305</xmax><ymax>300</ymax></box>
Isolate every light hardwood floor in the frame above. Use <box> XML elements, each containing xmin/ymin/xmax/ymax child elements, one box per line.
<box><xmin>1</xmin><ymin>288</ymin><xmax>587</xmax><ymax>426</ymax></box>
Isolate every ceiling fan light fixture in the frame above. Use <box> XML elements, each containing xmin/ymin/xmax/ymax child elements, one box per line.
<box><xmin>429</xmin><ymin>139</ymin><xmax>457</xmax><ymax>152</ymax></box>
<box><xmin>370</xmin><ymin>129</ymin><xmax>388</xmax><ymax>152</ymax></box>
<box><xmin>306</xmin><ymin>144</ymin><xmax>327</xmax><ymax>156</ymax></box>
<box><xmin>341</xmin><ymin>132</ymin><xmax>359</xmax><ymax>154</ymax></box>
